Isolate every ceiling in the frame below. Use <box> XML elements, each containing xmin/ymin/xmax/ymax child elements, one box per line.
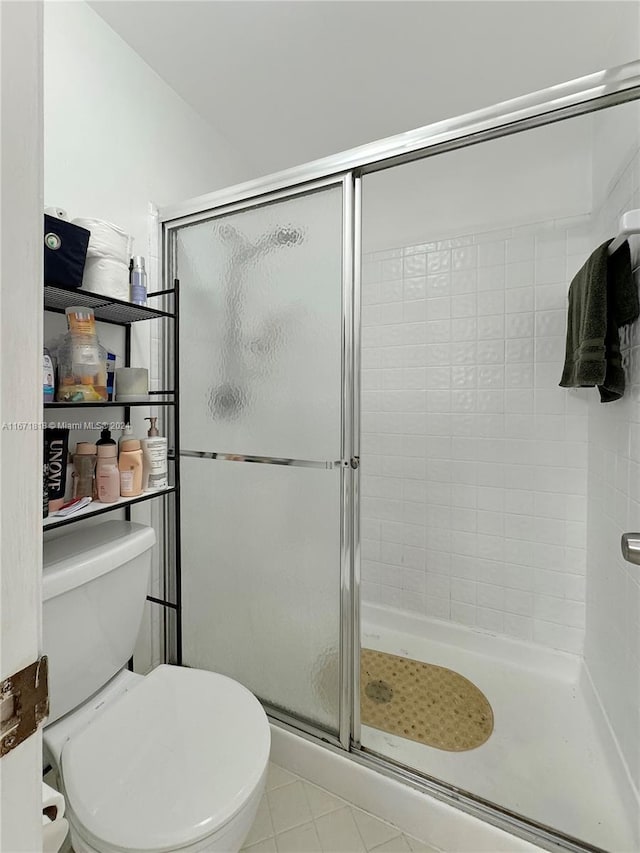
<box><xmin>89</xmin><ymin>1</ymin><xmax>637</xmax><ymax>179</ymax></box>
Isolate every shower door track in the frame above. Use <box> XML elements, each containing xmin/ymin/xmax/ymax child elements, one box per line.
<box><xmin>162</xmin><ymin>58</ymin><xmax>640</xmax><ymax>853</ymax></box>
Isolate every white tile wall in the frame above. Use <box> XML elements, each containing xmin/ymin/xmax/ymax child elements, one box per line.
<box><xmin>585</xmin><ymin>140</ymin><xmax>640</xmax><ymax>793</ymax></box>
<box><xmin>361</xmin><ymin>216</ymin><xmax>592</xmax><ymax>653</ymax></box>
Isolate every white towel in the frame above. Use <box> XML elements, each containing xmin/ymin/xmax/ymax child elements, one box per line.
<box><xmin>81</xmin><ymin>256</ymin><xmax>130</xmax><ymax>302</ymax></box>
<box><xmin>72</xmin><ymin>217</ymin><xmax>132</xmax><ymax>263</ymax></box>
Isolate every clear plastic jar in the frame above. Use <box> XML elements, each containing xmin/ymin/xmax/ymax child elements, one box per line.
<box><xmin>56</xmin><ymin>307</ymin><xmax>108</xmax><ymax>402</ymax></box>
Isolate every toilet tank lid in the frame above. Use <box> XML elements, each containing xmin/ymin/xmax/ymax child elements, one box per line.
<box><xmin>43</xmin><ymin>521</ymin><xmax>155</xmax><ymax>601</ymax></box>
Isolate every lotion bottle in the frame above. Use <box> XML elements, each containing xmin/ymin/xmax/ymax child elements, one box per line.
<box><xmin>96</xmin><ymin>444</ymin><xmax>120</xmax><ymax>503</ymax></box>
<box><xmin>118</xmin><ymin>439</ymin><xmax>143</xmax><ymax>497</ymax></box>
<box><xmin>142</xmin><ymin>417</ymin><xmax>168</xmax><ymax>490</ymax></box>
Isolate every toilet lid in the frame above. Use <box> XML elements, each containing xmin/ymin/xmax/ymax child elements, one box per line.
<box><xmin>61</xmin><ymin>665</ymin><xmax>270</xmax><ymax>853</ymax></box>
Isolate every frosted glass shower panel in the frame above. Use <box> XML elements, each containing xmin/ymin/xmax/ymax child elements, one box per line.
<box><xmin>177</xmin><ymin>186</ymin><xmax>343</xmax><ymax>460</ymax></box>
<box><xmin>181</xmin><ymin>456</ymin><xmax>342</xmax><ymax>733</ymax></box>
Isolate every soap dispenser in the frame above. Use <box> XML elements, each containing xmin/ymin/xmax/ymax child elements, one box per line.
<box><xmin>142</xmin><ymin>417</ymin><xmax>168</xmax><ymax>491</ymax></box>
<box><xmin>96</xmin><ymin>426</ymin><xmax>116</xmax><ymax>448</ymax></box>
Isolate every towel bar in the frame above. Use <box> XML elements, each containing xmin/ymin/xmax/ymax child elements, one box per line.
<box><xmin>608</xmin><ymin>209</ymin><xmax>640</xmax><ymax>255</ymax></box>
<box><xmin>621</xmin><ymin>533</ymin><xmax>640</xmax><ymax>565</ymax></box>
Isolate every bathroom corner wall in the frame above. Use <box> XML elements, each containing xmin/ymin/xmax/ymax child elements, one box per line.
<box><xmin>43</xmin><ymin>1</ymin><xmax>248</xmax><ymax>253</ymax></box>
<box><xmin>361</xmin><ymin>215</ymin><xmax>592</xmax><ymax>653</ymax></box>
<box><xmin>43</xmin><ymin>1</ymin><xmax>251</xmax><ymax>674</ymax></box>
<box><xmin>584</xmin><ymin>99</ymin><xmax>640</xmax><ymax>795</ymax></box>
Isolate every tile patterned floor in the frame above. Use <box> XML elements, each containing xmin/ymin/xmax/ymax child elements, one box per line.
<box><xmin>242</xmin><ymin>762</ymin><xmax>439</xmax><ymax>853</ymax></box>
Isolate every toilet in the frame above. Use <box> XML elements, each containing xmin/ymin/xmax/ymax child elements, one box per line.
<box><xmin>42</xmin><ymin>521</ymin><xmax>270</xmax><ymax>853</ymax></box>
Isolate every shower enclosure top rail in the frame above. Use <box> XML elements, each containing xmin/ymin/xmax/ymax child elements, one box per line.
<box><xmin>159</xmin><ymin>60</ymin><xmax>640</xmax><ymax>225</ymax></box>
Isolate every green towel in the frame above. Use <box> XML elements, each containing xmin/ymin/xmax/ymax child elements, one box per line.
<box><xmin>560</xmin><ymin>239</ymin><xmax>638</xmax><ymax>402</ymax></box>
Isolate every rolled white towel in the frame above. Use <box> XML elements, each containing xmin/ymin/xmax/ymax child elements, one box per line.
<box><xmin>82</xmin><ymin>256</ymin><xmax>130</xmax><ymax>301</ymax></box>
<box><xmin>72</xmin><ymin>217</ymin><xmax>132</xmax><ymax>263</ymax></box>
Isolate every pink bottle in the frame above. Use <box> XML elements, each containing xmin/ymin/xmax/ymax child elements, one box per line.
<box><xmin>96</xmin><ymin>444</ymin><xmax>120</xmax><ymax>503</ymax></box>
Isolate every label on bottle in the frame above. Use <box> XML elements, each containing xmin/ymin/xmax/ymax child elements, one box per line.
<box><xmin>147</xmin><ymin>472</ymin><xmax>168</xmax><ymax>489</ymax></box>
<box><xmin>97</xmin><ymin>470</ymin><xmax>117</xmax><ymax>502</ymax></box>
<box><xmin>120</xmin><ymin>470</ymin><xmax>134</xmax><ymax>494</ymax></box>
<box><xmin>130</xmin><ymin>270</ymin><xmax>147</xmax><ymax>306</ymax></box>
<box><xmin>43</xmin><ymin>352</ymin><xmax>55</xmax><ymax>402</ymax></box>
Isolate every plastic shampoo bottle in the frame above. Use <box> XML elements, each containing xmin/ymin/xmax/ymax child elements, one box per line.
<box><xmin>118</xmin><ymin>439</ymin><xmax>143</xmax><ymax>497</ymax></box>
<box><xmin>96</xmin><ymin>444</ymin><xmax>120</xmax><ymax>503</ymax></box>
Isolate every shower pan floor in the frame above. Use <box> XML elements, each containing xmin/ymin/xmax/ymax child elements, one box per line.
<box><xmin>361</xmin><ymin>605</ymin><xmax>636</xmax><ymax>852</ymax></box>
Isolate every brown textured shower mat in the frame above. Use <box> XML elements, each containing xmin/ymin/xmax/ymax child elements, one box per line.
<box><xmin>360</xmin><ymin>649</ymin><xmax>494</xmax><ymax>751</ymax></box>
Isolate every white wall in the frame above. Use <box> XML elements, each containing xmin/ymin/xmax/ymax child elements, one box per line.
<box><xmin>360</xmin><ymin>215</ymin><xmax>591</xmax><ymax>653</ymax></box>
<box><xmin>44</xmin><ymin>1</ymin><xmax>248</xmax><ymax>254</ymax></box>
<box><xmin>43</xmin><ymin>0</ymin><xmax>250</xmax><ymax>674</ymax></box>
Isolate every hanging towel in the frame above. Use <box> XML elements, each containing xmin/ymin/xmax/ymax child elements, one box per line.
<box><xmin>560</xmin><ymin>239</ymin><xmax>638</xmax><ymax>402</ymax></box>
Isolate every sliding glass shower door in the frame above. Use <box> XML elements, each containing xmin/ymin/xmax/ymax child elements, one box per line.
<box><xmin>175</xmin><ymin>182</ymin><xmax>347</xmax><ymax>736</ymax></box>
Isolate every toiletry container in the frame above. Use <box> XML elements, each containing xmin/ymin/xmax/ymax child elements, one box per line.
<box><xmin>119</xmin><ymin>424</ymin><xmax>133</xmax><ymax>447</ymax></box>
<box><xmin>96</xmin><ymin>445</ymin><xmax>120</xmax><ymax>504</ymax></box>
<box><xmin>115</xmin><ymin>368</ymin><xmax>149</xmax><ymax>403</ymax></box>
<box><xmin>119</xmin><ymin>440</ymin><xmax>143</xmax><ymax>497</ymax></box>
<box><xmin>106</xmin><ymin>352</ymin><xmax>116</xmax><ymax>401</ymax></box>
<box><xmin>63</xmin><ymin>460</ymin><xmax>74</xmax><ymax>503</ymax></box>
<box><xmin>142</xmin><ymin>417</ymin><xmax>168</xmax><ymax>491</ymax></box>
<box><xmin>130</xmin><ymin>256</ymin><xmax>147</xmax><ymax>306</ymax></box>
<box><xmin>43</xmin><ymin>348</ymin><xmax>55</xmax><ymax>403</ymax></box>
<box><xmin>73</xmin><ymin>443</ymin><xmax>97</xmax><ymax>500</ymax></box>
<box><xmin>96</xmin><ymin>427</ymin><xmax>116</xmax><ymax>449</ymax></box>
<box><xmin>56</xmin><ymin>307</ymin><xmax>108</xmax><ymax>402</ymax></box>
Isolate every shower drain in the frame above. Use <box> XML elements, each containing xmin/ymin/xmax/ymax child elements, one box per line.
<box><xmin>365</xmin><ymin>679</ymin><xmax>393</xmax><ymax>704</ymax></box>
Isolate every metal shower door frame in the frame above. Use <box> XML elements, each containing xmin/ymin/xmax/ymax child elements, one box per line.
<box><xmin>163</xmin><ymin>173</ymin><xmax>358</xmax><ymax>750</ymax></box>
<box><xmin>160</xmin><ymin>58</ymin><xmax>640</xmax><ymax>852</ymax></box>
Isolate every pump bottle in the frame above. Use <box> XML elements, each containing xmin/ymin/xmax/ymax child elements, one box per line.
<box><xmin>142</xmin><ymin>417</ymin><xmax>168</xmax><ymax>490</ymax></box>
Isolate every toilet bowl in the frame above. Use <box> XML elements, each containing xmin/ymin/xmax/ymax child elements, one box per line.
<box><xmin>43</xmin><ymin>521</ymin><xmax>270</xmax><ymax>853</ymax></box>
<box><xmin>45</xmin><ymin>666</ymin><xmax>270</xmax><ymax>853</ymax></box>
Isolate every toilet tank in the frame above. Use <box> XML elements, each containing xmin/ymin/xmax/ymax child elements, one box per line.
<box><xmin>43</xmin><ymin>521</ymin><xmax>156</xmax><ymax>724</ymax></box>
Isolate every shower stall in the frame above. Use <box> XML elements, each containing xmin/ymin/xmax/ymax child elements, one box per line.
<box><xmin>159</xmin><ymin>61</ymin><xmax>640</xmax><ymax>852</ymax></box>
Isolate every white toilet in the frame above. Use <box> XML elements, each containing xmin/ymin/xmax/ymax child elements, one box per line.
<box><xmin>43</xmin><ymin>521</ymin><xmax>270</xmax><ymax>853</ymax></box>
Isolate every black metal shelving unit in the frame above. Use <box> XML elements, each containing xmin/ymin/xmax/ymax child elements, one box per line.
<box><xmin>44</xmin><ymin>282</ymin><xmax>182</xmax><ymax>665</ymax></box>
<box><xmin>43</xmin><ymin>487</ymin><xmax>177</xmax><ymax>531</ymax></box>
<box><xmin>45</xmin><ymin>400</ymin><xmax>176</xmax><ymax>408</ymax></box>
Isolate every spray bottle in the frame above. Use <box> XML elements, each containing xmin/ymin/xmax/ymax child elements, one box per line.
<box><xmin>130</xmin><ymin>256</ymin><xmax>147</xmax><ymax>306</ymax></box>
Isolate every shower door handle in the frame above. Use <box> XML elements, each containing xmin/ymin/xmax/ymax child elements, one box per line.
<box><xmin>621</xmin><ymin>533</ymin><xmax>640</xmax><ymax>566</ymax></box>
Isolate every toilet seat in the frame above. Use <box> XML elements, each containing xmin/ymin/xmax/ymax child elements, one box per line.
<box><xmin>61</xmin><ymin>665</ymin><xmax>270</xmax><ymax>853</ymax></box>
